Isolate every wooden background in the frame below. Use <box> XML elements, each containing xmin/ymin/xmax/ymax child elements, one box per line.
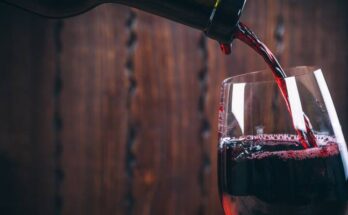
<box><xmin>0</xmin><ymin>0</ymin><xmax>348</xmax><ymax>214</ymax></box>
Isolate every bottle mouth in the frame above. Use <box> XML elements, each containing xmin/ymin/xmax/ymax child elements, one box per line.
<box><xmin>205</xmin><ymin>0</ymin><xmax>247</xmax><ymax>43</ymax></box>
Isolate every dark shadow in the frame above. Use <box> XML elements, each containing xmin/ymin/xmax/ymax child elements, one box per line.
<box><xmin>0</xmin><ymin>154</ymin><xmax>16</xmax><ymax>215</ymax></box>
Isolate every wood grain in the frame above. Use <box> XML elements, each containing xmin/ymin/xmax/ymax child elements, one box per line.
<box><xmin>58</xmin><ymin>4</ymin><xmax>129</xmax><ymax>215</ymax></box>
<box><xmin>131</xmin><ymin>10</ymin><xmax>204</xmax><ymax>215</ymax></box>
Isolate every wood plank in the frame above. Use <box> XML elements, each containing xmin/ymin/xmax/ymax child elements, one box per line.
<box><xmin>131</xmin><ymin>10</ymin><xmax>203</xmax><ymax>215</ymax></box>
<box><xmin>59</xmin><ymin>5</ymin><xmax>129</xmax><ymax>215</ymax></box>
<box><xmin>0</xmin><ymin>3</ymin><xmax>55</xmax><ymax>215</ymax></box>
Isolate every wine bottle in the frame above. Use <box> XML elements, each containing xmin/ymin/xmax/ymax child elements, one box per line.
<box><xmin>1</xmin><ymin>0</ymin><xmax>246</xmax><ymax>43</ymax></box>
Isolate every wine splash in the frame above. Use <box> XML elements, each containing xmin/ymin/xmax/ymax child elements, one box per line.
<box><xmin>222</xmin><ymin>22</ymin><xmax>317</xmax><ymax>148</ymax></box>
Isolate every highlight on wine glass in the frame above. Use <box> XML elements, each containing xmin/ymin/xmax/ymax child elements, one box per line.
<box><xmin>218</xmin><ymin>66</ymin><xmax>348</xmax><ymax>215</ymax></box>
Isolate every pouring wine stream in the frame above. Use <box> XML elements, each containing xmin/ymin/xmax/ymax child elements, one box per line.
<box><xmin>220</xmin><ymin>22</ymin><xmax>318</xmax><ymax>149</ymax></box>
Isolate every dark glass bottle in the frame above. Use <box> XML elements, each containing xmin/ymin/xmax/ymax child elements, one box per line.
<box><xmin>2</xmin><ymin>0</ymin><xmax>246</xmax><ymax>43</ymax></box>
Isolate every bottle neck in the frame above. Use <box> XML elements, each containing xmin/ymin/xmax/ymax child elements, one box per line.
<box><xmin>205</xmin><ymin>0</ymin><xmax>246</xmax><ymax>43</ymax></box>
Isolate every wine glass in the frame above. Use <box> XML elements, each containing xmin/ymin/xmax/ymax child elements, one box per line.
<box><xmin>218</xmin><ymin>66</ymin><xmax>348</xmax><ymax>215</ymax></box>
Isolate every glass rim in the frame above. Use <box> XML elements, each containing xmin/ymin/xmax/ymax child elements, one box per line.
<box><xmin>222</xmin><ymin>66</ymin><xmax>321</xmax><ymax>85</ymax></box>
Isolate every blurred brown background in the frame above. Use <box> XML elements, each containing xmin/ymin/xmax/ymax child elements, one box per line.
<box><xmin>0</xmin><ymin>0</ymin><xmax>348</xmax><ymax>214</ymax></box>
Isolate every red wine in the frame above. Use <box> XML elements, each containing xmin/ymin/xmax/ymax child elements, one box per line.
<box><xmin>218</xmin><ymin>134</ymin><xmax>348</xmax><ymax>215</ymax></box>
<box><xmin>224</xmin><ymin>22</ymin><xmax>317</xmax><ymax>149</ymax></box>
<box><xmin>220</xmin><ymin>43</ymin><xmax>232</xmax><ymax>55</ymax></box>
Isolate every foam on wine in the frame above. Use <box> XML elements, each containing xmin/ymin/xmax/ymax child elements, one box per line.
<box><xmin>220</xmin><ymin>134</ymin><xmax>339</xmax><ymax>161</ymax></box>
